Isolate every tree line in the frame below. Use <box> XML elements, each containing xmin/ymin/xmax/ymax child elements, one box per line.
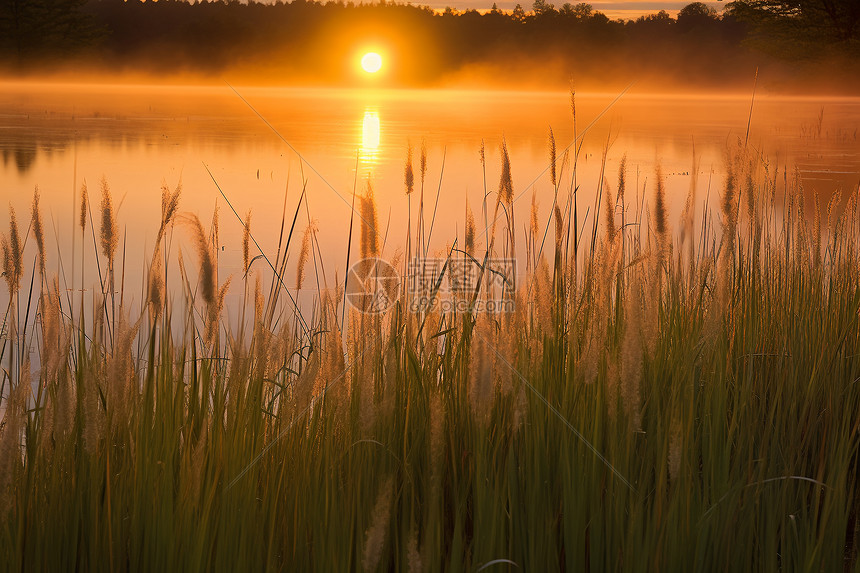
<box><xmin>0</xmin><ymin>0</ymin><xmax>857</xmax><ymax>88</ymax></box>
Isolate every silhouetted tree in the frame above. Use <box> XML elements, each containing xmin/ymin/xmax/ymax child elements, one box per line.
<box><xmin>0</xmin><ymin>0</ymin><xmax>101</xmax><ymax>62</ymax></box>
<box><xmin>560</xmin><ymin>2</ymin><xmax>593</xmax><ymax>19</ymax></box>
<box><xmin>532</xmin><ymin>0</ymin><xmax>557</xmax><ymax>18</ymax></box>
<box><xmin>728</xmin><ymin>0</ymin><xmax>860</xmax><ymax>48</ymax></box>
<box><xmin>512</xmin><ymin>3</ymin><xmax>527</xmax><ymax>23</ymax></box>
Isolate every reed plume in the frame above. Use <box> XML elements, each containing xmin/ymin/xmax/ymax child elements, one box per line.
<box><xmin>148</xmin><ymin>245</ymin><xmax>165</xmax><ymax>321</ymax></box>
<box><xmin>465</xmin><ymin>200</ymin><xmax>475</xmax><ymax>258</ymax></box>
<box><xmin>604</xmin><ymin>178</ymin><xmax>616</xmax><ymax>244</ymax></box>
<box><xmin>654</xmin><ymin>165</ymin><xmax>667</xmax><ymax>257</ymax></box>
<box><xmin>745</xmin><ymin>163</ymin><xmax>757</xmax><ymax>225</ymax></box>
<box><xmin>243</xmin><ymin>210</ymin><xmax>252</xmax><ymax>274</ymax></box>
<box><xmin>499</xmin><ymin>140</ymin><xmax>514</xmax><ymax>205</ymax></box>
<box><xmin>420</xmin><ymin>140</ymin><xmax>427</xmax><ymax>186</ymax></box>
<box><xmin>185</xmin><ymin>214</ymin><xmax>216</xmax><ymax>307</ymax></box>
<box><xmin>721</xmin><ymin>160</ymin><xmax>738</xmax><ymax>256</ymax></box>
<box><xmin>106</xmin><ymin>312</ymin><xmax>141</xmax><ymax>430</ymax></box>
<box><xmin>31</xmin><ymin>187</ymin><xmax>45</xmax><ymax>275</ymax></box>
<box><xmin>2</xmin><ymin>205</ymin><xmax>23</xmax><ymax>296</ymax></box>
<box><xmin>205</xmin><ymin>278</ymin><xmax>232</xmax><ymax>348</ymax></box>
<box><xmin>158</xmin><ymin>181</ymin><xmax>181</xmax><ymax>244</ymax></box>
<box><xmin>405</xmin><ymin>145</ymin><xmax>414</xmax><ymax>196</ymax></box>
<box><xmin>99</xmin><ymin>178</ymin><xmax>118</xmax><ymax>265</ymax></box>
<box><xmin>296</xmin><ymin>222</ymin><xmax>314</xmax><ymax>292</ymax></box>
<box><xmin>554</xmin><ymin>204</ymin><xmax>563</xmax><ymax>251</ymax></box>
<box><xmin>40</xmin><ymin>278</ymin><xmax>62</xmax><ymax>382</ymax></box>
<box><xmin>813</xmin><ymin>191</ymin><xmax>822</xmax><ymax>270</ymax></box>
<box><xmin>549</xmin><ymin>127</ymin><xmax>557</xmax><ymax>188</ymax></box>
<box><xmin>293</xmin><ymin>344</ymin><xmax>320</xmax><ymax>417</ymax></box>
<box><xmin>79</xmin><ymin>182</ymin><xmax>88</xmax><ymax>232</ymax></box>
<box><xmin>360</xmin><ymin>181</ymin><xmax>380</xmax><ymax>259</ymax></box>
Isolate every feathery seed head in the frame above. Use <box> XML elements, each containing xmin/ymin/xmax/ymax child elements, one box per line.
<box><xmin>360</xmin><ymin>181</ymin><xmax>380</xmax><ymax>259</ymax></box>
<box><xmin>32</xmin><ymin>187</ymin><xmax>45</xmax><ymax>275</ymax></box>
<box><xmin>405</xmin><ymin>145</ymin><xmax>414</xmax><ymax>196</ymax></box>
<box><xmin>79</xmin><ymin>182</ymin><xmax>88</xmax><ymax>232</ymax></box>
<box><xmin>499</xmin><ymin>140</ymin><xmax>513</xmax><ymax>204</ymax></box>
<box><xmin>243</xmin><ymin>210</ymin><xmax>252</xmax><ymax>274</ymax></box>
<box><xmin>185</xmin><ymin>214</ymin><xmax>216</xmax><ymax>306</ymax></box>
<box><xmin>99</xmin><ymin>179</ymin><xmax>118</xmax><ymax>264</ymax></box>
<box><xmin>296</xmin><ymin>222</ymin><xmax>314</xmax><ymax>292</ymax></box>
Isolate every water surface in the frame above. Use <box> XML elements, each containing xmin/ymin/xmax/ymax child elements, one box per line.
<box><xmin>1</xmin><ymin>83</ymin><xmax>858</xmax><ymax>314</ymax></box>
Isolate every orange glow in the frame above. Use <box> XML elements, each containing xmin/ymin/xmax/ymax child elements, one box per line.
<box><xmin>361</xmin><ymin>52</ymin><xmax>382</xmax><ymax>74</ymax></box>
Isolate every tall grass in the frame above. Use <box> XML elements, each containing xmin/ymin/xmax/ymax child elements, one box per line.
<box><xmin>0</xmin><ymin>137</ymin><xmax>859</xmax><ymax>572</ymax></box>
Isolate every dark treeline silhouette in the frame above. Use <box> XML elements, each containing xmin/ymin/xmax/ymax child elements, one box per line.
<box><xmin>0</xmin><ymin>0</ymin><xmax>857</xmax><ymax>90</ymax></box>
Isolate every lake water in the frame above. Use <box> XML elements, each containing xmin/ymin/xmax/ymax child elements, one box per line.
<box><xmin>1</xmin><ymin>82</ymin><xmax>859</xmax><ymax>316</ymax></box>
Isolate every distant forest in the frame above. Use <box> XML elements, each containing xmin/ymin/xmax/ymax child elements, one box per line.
<box><xmin>0</xmin><ymin>0</ymin><xmax>858</xmax><ymax>90</ymax></box>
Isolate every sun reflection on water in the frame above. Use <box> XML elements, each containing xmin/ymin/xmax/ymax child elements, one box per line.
<box><xmin>360</xmin><ymin>109</ymin><xmax>380</xmax><ymax>170</ymax></box>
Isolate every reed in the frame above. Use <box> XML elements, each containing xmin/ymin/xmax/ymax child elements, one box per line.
<box><xmin>0</xmin><ymin>142</ymin><xmax>858</xmax><ymax>573</ymax></box>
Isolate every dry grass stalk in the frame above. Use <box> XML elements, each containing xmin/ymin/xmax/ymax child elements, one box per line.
<box><xmin>0</xmin><ymin>380</ymin><xmax>28</xmax><ymax>514</ymax></box>
<box><xmin>621</xmin><ymin>275</ymin><xmax>643</xmax><ymax>431</ymax></box>
<box><xmin>407</xmin><ymin>521</ymin><xmax>422</xmax><ymax>573</ymax></box>
<box><xmin>680</xmin><ymin>150</ymin><xmax>699</xmax><ymax>252</ymax></box>
<box><xmin>668</xmin><ymin>420</ymin><xmax>682</xmax><ymax>483</ymax></box>
<box><xmin>469</xmin><ymin>318</ymin><xmax>494</xmax><ymax>426</ymax></box>
<box><xmin>107</xmin><ymin>311</ymin><xmax>142</xmax><ymax>430</ymax></box>
<box><xmin>293</xmin><ymin>345</ymin><xmax>320</xmax><ymax>417</ymax></box>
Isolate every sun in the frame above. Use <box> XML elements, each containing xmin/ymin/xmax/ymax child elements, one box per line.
<box><xmin>361</xmin><ymin>52</ymin><xmax>383</xmax><ymax>74</ymax></box>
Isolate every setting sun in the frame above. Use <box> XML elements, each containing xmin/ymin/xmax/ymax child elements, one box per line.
<box><xmin>361</xmin><ymin>52</ymin><xmax>382</xmax><ymax>74</ymax></box>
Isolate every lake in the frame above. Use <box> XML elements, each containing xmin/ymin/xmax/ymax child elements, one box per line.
<box><xmin>1</xmin><ymin>82</ymin><xmax>859</xmax><ymax>316</ymax></box>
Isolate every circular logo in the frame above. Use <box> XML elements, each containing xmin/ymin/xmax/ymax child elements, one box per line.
<box><xmin>345</xmin><ymin>257</ymin><xmax>400</xmax><ymax>314</ymax></box>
